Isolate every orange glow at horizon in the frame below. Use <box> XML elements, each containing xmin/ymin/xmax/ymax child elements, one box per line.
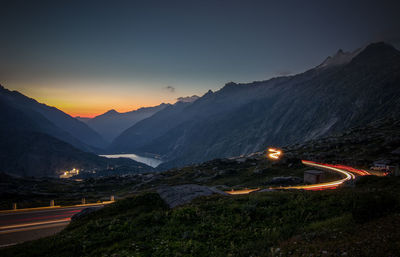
<box><xmin>8</xmin><ymin>81</ymin><xmax>187</xmax><ymax>118</ymax></box>
<box><xmin>62</xmin><ymin>104</ymin><xmax>158</xmax><ymax>118</ymax></box>
<box><xmin>40</xmin><ymin>98</ymin><xmax>167</xmax><ymax>118</ymax></box>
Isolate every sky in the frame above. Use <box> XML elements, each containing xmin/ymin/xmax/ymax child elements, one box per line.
<box><xmin>1</xmin><ymin>0</ymin><xmax>400</xmax><ymax>117</ymax></box>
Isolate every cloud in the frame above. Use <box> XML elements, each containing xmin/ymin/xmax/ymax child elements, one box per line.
<box><xmin>164</xmin><ymin>86</ymin><xmax>175</xmax><ymax>93</ymax></box>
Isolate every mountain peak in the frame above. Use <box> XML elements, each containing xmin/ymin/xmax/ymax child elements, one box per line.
<box><xmin>204</xmin><ymin>89</ymin><xmax>213</xmax><ymax>96</ymax></box>
<box><xmin>317</xmin><ymin>48</ymin><xmax>360</xmax><ymax>69</ymax></box>
<box><xmin>351</xmin><ymin>42</ymin><xmax>400</xmax><ymax>64</ymax></box>
<box><xmin>103</xmin><ymin>109</ymin><xmax>119</xmax><ymax>115</ymax></box>
<box><xmin>363</xmin><ymin>41</ymin><xmax>396</xmax><ymax>52</ymax></box>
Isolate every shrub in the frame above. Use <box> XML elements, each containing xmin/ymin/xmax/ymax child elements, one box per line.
<box><xmin>352</xmin><ymin>192</ymin><xmax>399</xmax><ymax>223</ymax></box>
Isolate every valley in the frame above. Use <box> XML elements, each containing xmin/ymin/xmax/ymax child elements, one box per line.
<box><xmin>1</xmin><ymin>8</ymin><xmax>399</xmax><ymax>255</ymax></box>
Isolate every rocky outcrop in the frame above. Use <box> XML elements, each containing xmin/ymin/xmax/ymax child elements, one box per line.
<box><xmin>266</xmin><ymin>176</ymin><xmax>303</xmax><ymax>186</ymax></box>
<box><xmin>157</xmin><ymin>184</ymin><xmax>228</xmax><ymax>208</ymax></box>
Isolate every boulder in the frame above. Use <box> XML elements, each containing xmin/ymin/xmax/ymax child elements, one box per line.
<box><xmin>267</xmin><ymin>176</ymin><xmax>303</xmax><ymax>185</ymax></box>
<box><xmin>157</xmin><ymin>184</ymin><xmax>228</xmax><ymax>208</ymax></box>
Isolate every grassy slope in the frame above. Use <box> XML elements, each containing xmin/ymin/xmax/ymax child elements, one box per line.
<box><xmin>2</xmin><ymin>176</ymin><xmax>400</xmax><ymax>257</ymax></box>
<box><xmin>1</xmin><ymin>156</ymin><xmax>338</xmax><ymax>210</ymax></box>
<box><xmin>1</xmin><ymin>118</ymin><xmax>399</xmax><ymax>255</ymax></box>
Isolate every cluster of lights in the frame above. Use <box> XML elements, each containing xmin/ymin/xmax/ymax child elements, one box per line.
<box><xmin>60</xmin><ymin>168</ymin><xmax>80</xmax><ymax>178</ymax></box>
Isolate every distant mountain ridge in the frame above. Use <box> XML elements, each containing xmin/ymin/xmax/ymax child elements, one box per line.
<box><xmin>110</xmin><ymin>42</ymin><xmax>400</xmax><ymax>169</ymax></box>
<box><xmin>79</xmin><ymin>104</ymin><xmax>169</xmax><ymax>142</ymax></box>
<box><xmin>0</xmin><ymin>86</ymin><xmax>107</xmax><ymax>151</ymax></box>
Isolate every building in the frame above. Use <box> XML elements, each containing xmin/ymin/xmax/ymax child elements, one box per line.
<box><xmin>304</xmin><ymin>170</ymin><xmax>324</xmax><ymax>184</ymax></box>
<box><xmin>370</xmin><ymin>160</ymin><xmax>391</xmax><ymax>171</ymax></box>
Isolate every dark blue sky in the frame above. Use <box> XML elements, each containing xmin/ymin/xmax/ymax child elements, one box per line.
<box><xmin>1</xmin><ymin>0</ymin><xmax>399</xmax><ymax>116</ymax></box>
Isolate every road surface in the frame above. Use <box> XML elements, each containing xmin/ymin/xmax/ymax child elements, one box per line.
<box><xmin>0</xmin><ymin>204</ymin><xmax>107</xmax><ymax>247</ymax></box>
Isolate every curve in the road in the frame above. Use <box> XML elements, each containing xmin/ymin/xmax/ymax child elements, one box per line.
<box><xmin>226</xmin><ymin>160</ymin><xmax>371</xmax><ymax>194</ymax></box>
<box><xmin>275</xmin><ymin>160</ymin><xmax>358</xmax><ymax>191</ymax></box>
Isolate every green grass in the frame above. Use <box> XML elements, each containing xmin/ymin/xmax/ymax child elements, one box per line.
<box><xmin>2</xmin><ymin>176</ymin><xmax>400</xmax><ymax>257</ymax></box>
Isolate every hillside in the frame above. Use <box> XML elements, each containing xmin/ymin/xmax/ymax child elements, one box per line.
<box><xmin>111</xmin><ymin>42</ymin><xmax>400</xmax><ymax>169</ymax></box>
<box><xmin>285</xmin><ymin>117</ymin><xmax>400</xmax><ymax>167</ymax></box>
<box><xmin>2</xmin><ymin>178</ymin><xmax>400</xmax><ymax>257</ymax></box>
<box><xmin>1</xmin><ymin>117</ymin><xmax>399</xmax><ymax>256</ymax></box>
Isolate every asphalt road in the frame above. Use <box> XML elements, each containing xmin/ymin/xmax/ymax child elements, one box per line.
<box><xmin>0</xmin><ymin>205</ymin><xmax>105</xmax><ymax>247</ymax></box>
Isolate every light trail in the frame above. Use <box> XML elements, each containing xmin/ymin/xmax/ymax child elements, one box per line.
<box><xmin>225</xmin><ymin>188</ymin><xmax>260</xmax><ymax>195</ymax></box>
<box><xmin>274</xmin><ymin>160</ymin><xmax>357</xmax><ymax>191</ymax></box>
<box><xmin>5</xmin><ymin>210</ymin><xmax>80</xmax><ymax>224</ymax></box>
<box><xmin>226</xmin><ymin>160</ymin><xmax>370</xmax><ymax>194</ymax></box>
<box><xmin>0</xmin><ymin>218</ymin><xmax>71</xmax><ymax>232</ymax></box>
<box><xmin>267</xmin><ymin>148</ymin><xmax>282</xmax><ymax>160</ymax></box>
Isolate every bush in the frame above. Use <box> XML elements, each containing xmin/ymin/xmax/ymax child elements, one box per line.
<box><xmin>352</xmin><ymin>192</ymin><xmax>399</xmax><ymax>223</ymax></box>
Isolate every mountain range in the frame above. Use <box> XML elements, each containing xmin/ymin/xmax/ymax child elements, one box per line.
<box><xmin>0</xmin><ymin>87</ymin><xmax>152</xmax><ymax>177</ymax></box>
<box><xmin>77</xmin><ymin>104</ymin><xmax>168</xmax><ymax>142</ymax></box>
<box><xmin>1</xmin><ymin>41</ymin><xmax>399</xmax><ymax>176</ymax></box>
<box><xmin>109</xmin><ymin>42</ymin><xmax>400</xmax><ymax>169</ymax></box>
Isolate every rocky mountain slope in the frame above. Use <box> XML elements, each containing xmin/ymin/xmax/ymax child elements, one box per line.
<box><xmin>111</xmin><ymin>42</ymin><xmax>400</xmax><ymax>169</ymax></box>
<box><xmin>284</xmin><ymin>117</ymin><xmax>400</xmax><ymax>168</ymax></box>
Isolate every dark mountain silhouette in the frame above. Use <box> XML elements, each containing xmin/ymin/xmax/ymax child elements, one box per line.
<box><xmin>0</xmin><ymin>86</ymin><xmax>107</xmax><ymax>151</ymax></box>
<box><xmin>79</xmin><ymin>104</ymin><xmax>168</xmax><ymax>142</ymax></box>
<box><xmin>0</xmin><ymin>100</ymin><xmax>152</xmax><ymax>177</ymax></box>
<box><xmin>110</xmin><ymin>101</ymin><xmax>195</xmax><ymax>153</ymax></box>
<box><xmin>111</xmin><ymin>42</ymin><xmax>400</xmax><ymax>169</ymax></box>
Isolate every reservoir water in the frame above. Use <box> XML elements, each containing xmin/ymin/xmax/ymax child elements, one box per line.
<box><xmin>100</xmin><ymin>154</ymin><xmax>162</xmax><ymax>168</ymax></box>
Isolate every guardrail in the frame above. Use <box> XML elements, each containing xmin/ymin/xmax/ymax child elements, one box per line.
<box><xmin>0</xmin><ymin>196</ymin><xmax>115</xmax><ymax>214</ymax></box>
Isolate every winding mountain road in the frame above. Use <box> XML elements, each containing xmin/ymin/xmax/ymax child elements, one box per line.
<box><xmin>0</xmin><ymin>160</ymin><xmax>373</xmax><ymax>247</ymax></box>
<box><xmin>0</xmin><ymin>203</ymin><xmax>111</xmax><ymax>247</ymax></box>
<box><xmin>226</xmin><ymin>160</ymin><xmax>371</xmax><ymax>194</ymax></box>
<box><xmin>276</xmin><ymin>160</ymin><xmax>367</xmax><ymax>190</ymax></box>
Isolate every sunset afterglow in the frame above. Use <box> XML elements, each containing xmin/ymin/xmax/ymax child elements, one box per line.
<box><xmin>9</xmin><ymin>80</ymin><xmax>205</xmax><ymax>117</ymax></box>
